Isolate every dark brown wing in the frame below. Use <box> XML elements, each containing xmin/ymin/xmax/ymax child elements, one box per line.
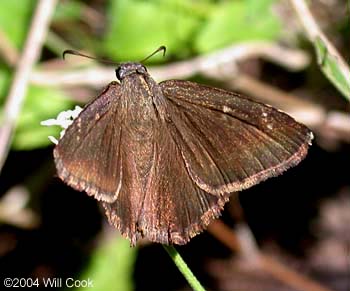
<box><xmin>54</xmin><ymin>81</ymin><xmax>124</xmax><ymax>203</ymax></box>
<box><xmin>54</xmin><ymin>76</ymin><xmax>224</xmax><ymax>246</ymax></box>
<box><xmin>103</xmin><ymin>118</ymin><xmax>229</xmax><ymax>246</ymax></box>
<box><xmin>160</xmin><ymin>80</ymin><xmax>313</xmax><ymax>195</ymax></box>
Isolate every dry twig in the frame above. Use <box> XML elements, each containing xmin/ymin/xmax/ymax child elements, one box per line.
<box><xmin>0</xmin><ymin>0</ymin><xmax>58</xmax><ymax>173</ymax></box>
<box><xmin>30</xmin><ymin>41</ymin><xmax>310</xmax><ymax>87</ymax></box>
<box><xmin>0</xmin><ymin>29</ymin><xmax>19</xmax><ymax>66</ymax></box>
<box><xmin>289</xmin><ymin>0</ymin><xmax>350</xmax><ymax>100</ymax></box>
<box><xmin>208</xmin><ymin>220</ymin><xmax>335</xmax><ymax>291</ymax></box>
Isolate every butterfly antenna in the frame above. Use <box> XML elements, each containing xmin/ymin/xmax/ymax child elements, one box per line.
<box><xmin>140</xmin><ymin>46</ymin><xmax>166</xmax><ymax>63</ymax></box>
<box><xmin>62</xmin><ymin>50</ymin><xmax>120</xmax><ymax>66</ymax></box>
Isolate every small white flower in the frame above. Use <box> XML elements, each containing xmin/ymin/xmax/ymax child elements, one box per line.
<box><xmin>41</xmin><ymin>105</ymin><xmax>83</xmax><ymax>145</ymax></box>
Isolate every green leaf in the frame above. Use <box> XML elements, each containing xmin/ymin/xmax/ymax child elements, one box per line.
<box><xmin>11</xmin><ymin>85</ymin><xmax>74</xmax><ymax>150</ymax></box>
<box><xmin>103</xmin><ymin>0</ymin><xmax>205</xmax><ymax>61</ymax></box>
<box><xmin>0</xmin><ymin>0</ymin><xmax>36</xmax><ymax>49</ymax></box>
<box><xmin>0</xmin><ymin>67</ymin><xmax>75</xmax><ymax>151</ymax></box>
<box><xmin>314</xmin><ymin>37</ymin><xmax>350</xmax><ymax>100</ymax></box>
<box><xmin>246</xmin><ymin>0</ymin><xmax>277</xmax><ymax>18</ymax></box>
<box><xmin>195</xmin><ymin>0</ymin><xmax>281</xmax><ymax>53</ymax></box>
<box><xmin>77</xmin><ymin>236</ymin><xmax>136</xmax><ymax>291</ymax></box>
<box><xmin>0</xmin><ymin>67</ymin><xmax>73</xmax><ymax>150</ymax></box>
<box><xmin>11</xmin><ymin>125</ymin><xmax>62</xmax><ymax>151</ymax></box>
<box><xmin>0</xmin><ymin>67</ymin><xmax>11</xmax><ymax>102</ymax></box>
<box><xmin>53</xmin><ymin>1</ymin><xmax>83</xmax><ymax>22</ymax></box>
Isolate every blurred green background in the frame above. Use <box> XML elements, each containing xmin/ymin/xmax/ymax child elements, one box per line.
<box><xmin>0</xmin><ymin>1</ymin><xmax>349</xmax><ymax>291</ymax></box>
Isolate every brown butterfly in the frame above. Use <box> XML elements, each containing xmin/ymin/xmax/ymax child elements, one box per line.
<box><xmin>54</xmin><ymin>47</ymin><xmax>313</xmax><ymax>246</ymax></box>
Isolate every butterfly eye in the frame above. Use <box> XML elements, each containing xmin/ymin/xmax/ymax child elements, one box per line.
<box><xmin>140</xmin><ymin>65</ymin><xmax>147</xmax><ymax>72</ymax></box>
<box><xmin>115</xmin><ymin>67</ymin><xmax>122</xmax><ymax>80</ymax></box>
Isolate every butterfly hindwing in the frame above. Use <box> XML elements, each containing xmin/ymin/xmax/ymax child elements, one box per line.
<box><xmin>103</xmin><ymin>117</ymin><xmax>229</xmax><ymax>245</ymax></box>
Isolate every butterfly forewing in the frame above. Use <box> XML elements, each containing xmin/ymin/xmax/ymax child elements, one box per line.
<box><xmin>54</xmin><ymin>82</ymin><xmax>124</xmax><ymax>203</ymax></box>
<box><xmin>160</xmin><ymin>80</ymin><xmax>313</xmax><ymax>195</ymax></box>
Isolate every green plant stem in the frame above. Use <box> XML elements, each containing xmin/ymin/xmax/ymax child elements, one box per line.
<box><xmin>163</xmin><ymin>245</ymin><xmax>206</xmax><ymax>291</ymax></box>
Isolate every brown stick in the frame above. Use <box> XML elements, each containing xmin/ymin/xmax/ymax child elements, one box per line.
<box><xmin>208</xmin><ymin>220</ymin><xmax>335</xmax><ymax>291</ymax></box>
<box><xmin>0</xmin><ymin>0</ymin><xmax>58</xmax><ymax>173</ymax></box>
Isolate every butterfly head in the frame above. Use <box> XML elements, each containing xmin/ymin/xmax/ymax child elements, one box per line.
<box><xmin>115</xmin><ymin>62</ymin><xmax>147</xmax><ymax>81</ymax></box>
